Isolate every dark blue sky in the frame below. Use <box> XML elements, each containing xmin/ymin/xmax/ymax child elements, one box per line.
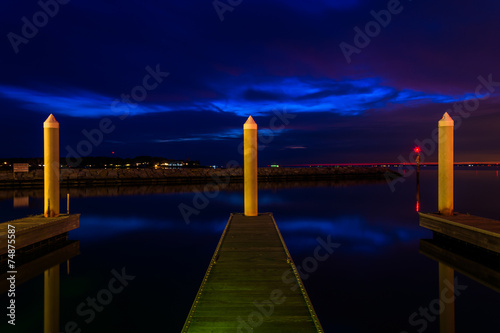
<box><xmin>1</xmin><ymin>0</ymin><xmax>499</xmax><ymax>165</ymax></box>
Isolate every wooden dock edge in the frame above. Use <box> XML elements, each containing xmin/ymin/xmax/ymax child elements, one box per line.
<box><xmin>418</xmin><ymin>212</ymin><xmax>500</xmax><ymax>253</ymax></box>
<box><xmin>269</xmin><ymin>213</ymin><xmax>324</xmax><ymax>333</ymax></box>
<box><xmin>182</xmin><ymin>213</ymin><xmax>234</xmax><ymax>332</ymax></box>
<box><xmin>0</xmin><ymin>214</ymin><xmax>80</xmax><ymax>256</ymax></box>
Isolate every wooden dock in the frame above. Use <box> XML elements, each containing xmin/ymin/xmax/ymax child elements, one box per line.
<box><xmin>419</xmin><ymin>212</ymin><xmax>500</xmax><ymax>253</ymax></box>
<box><xmin>0</xmin><ymin>214</ymin><xmax>80</xmax><ymax>257</ymax></box>
<box><xmin>182</xmin><ymin>213</ymin><xmax>323</xmax><ymax>332</ymax></box>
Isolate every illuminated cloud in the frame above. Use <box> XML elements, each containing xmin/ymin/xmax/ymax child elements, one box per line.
<box><xmin>284</xmin><ymin>146</ymin><xmax>307</xmax><ymax>149</ymax></box>
<box><xmin>152</xmin><ymin>129</ymin><xmax>242</xmax><ymax>143</ymax></box>
<box><xmin>0</xmin><ymin>85</ymin><xmax>174</xmax><ymax>118</ymax></box>
<box><xmin>0</xmin><ymin>77</ymin><xmax>475</xmax><ymax>120</ymax></box>
<box><xmin>1</xmin><ymin>0</ymin><xmax>500</xmax><ymax>162</ymax></box>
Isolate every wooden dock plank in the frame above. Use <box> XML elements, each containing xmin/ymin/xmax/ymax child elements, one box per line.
<box><xmin>182</xmin><ymin>213</ymin><xmax>323</xmax><ymax>332</ymax></box>
<box><xmin>419</xmin><ymin>212</ymin><xmax>500</xmax><ymax>253</ymax></box>
<box><xmin>0</xmin><ymin>214</ymin><xmax>80</xmax><ymax>256</ymax></box>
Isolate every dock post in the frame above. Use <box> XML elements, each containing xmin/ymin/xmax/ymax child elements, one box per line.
<box><xmin>244</xmin><ymin>116</ymin><xmax>258</xmax><ymax>216</ymax></box>
<box><xmin>44</xmin><ymin>114</ymin><xmax>60</xmax><ymax>217</ymax></box>
<box><xmin>438</xmin><ymin>112</ymin><xmax>454</xmax><ymax>216</ymax></box>
<box><xmin>439</xmin><ymin>263</ymin><xmax>455</xmax><ymax>333</ymax></box>
<box><xmin>44</xmin><ymin>265</ymin><xmax>60</xmax><ymax>333</ymax></box>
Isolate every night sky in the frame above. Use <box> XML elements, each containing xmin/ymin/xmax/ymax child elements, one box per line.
<box><xmin>1</xmin><ymin>0</ymin><xmax>500</xmax><ymax>166</ymax></box>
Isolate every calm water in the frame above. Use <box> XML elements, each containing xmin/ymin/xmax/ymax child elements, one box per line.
<box><xmin>1</xmin><ymin>169</ymin><xmax>500</xmax><ymax>332</ymax></box>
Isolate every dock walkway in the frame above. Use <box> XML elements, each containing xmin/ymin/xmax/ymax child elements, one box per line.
<box><xmin>183</xmin><ymin>213</ymin><xmax>323</xmax><ymax>332</ymax></box>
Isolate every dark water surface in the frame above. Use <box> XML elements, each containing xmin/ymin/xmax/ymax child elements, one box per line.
<box><xmin>1</xmin><ymin>169</ymin><xmax>499</xmax><ymax>332</ymax></box>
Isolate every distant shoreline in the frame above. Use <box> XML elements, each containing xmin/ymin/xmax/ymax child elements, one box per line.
<box><xmin>0</xmin><ymin>167</ymin><xmax>398</xmax><ymax>189</ymax></box>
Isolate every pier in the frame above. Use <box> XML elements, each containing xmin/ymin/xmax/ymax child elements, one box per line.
<box><xmin>183</xmin><ymin>116</ymin><xmax>323</xmax><ymax>332</ymax></box>
<box><xmin>419</xmin><ymin>213</ymin><xmax>500</xmax><ymax>253</ymax></box>
<box><xmin>0</xmin><ymin>214</ymin><xmax>80</xmax><ymax>257</ymax></box>
<box><xmin>182</xmin><ymin>212</ymin><xmax>323</xmax><ymax>332</ymax></box>
<box><xmin>419</xmin><ymin>113</ymin><xmax>500</xmax><ymax>254</ymax></box>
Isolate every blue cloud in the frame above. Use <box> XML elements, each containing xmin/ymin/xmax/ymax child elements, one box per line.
<box><xmin>0</xmin><ymin>77</ymin><xmax>485</xmax><ymax>121</ymax></box>
<box><xmin>0</xmin><ymin>85</ymin><xmax>173</xmax><ymax>118</ymax></box>
<box><xmin>275</xmin><ymin>0</ymin><xmax>362</xmax><ymax>12</ymax></box>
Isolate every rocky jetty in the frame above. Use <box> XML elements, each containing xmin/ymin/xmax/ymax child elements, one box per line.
<box><xmin>0</xmin><ymin>167</ymin><xmax>398</xmax><ymax>188</ymax></box>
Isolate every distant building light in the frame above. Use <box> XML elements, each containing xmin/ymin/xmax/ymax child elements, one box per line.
<box><xmin>271</xmin><ymin>164</ymin><xmax>279</xmax><ymax>168</ymax></box>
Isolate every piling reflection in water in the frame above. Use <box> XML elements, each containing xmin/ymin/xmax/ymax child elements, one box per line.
<box><xmin>415</xmin><ymin>146</ymin><xmax>421</xmax><ymax>212</ymax></box>
<box><xmin>416</xmin><ymin>166</ymin><xmax>420</xmax><ymax>212</ymax></box>
<box><xmin>0</xmin><ymin>239</ymin><xmax>79</xmax><ymax>332</ymax></box>
<box><xmin>420</xmin><ymin>235</ymin><xmax>500</xmax><ymax>333</ymax></box>
<box><xmin>45</xmin><ymin>265</ymin><xmax>60</xmax><ymax>333</ymax></box>
<box><xmin>438</xmin><ymin>263</ymin><xmax>455</xmax><ymax>333</ymax></box>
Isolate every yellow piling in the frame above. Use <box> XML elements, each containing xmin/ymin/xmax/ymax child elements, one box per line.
<box><xmin>44</xmin><ymin>114</ymin><xmax>60</xmax><ymax>217</ymax></box>
<box><xmin>244</xmin><ymin>116</ymin><xmax>258</xmax><ymax>216</ymax></box>
<box><xmin>67</xmin><ymin>193</ymin><xmax>70</xmax><ymax>215</ymax></box>
<box><xmin>438</xmin><ymin>112</ymin><xmax>454</xmax><ymax>216</ymax></box>
<box><xmin>439</xmin><ymin>263</ymin><xmax>455</xmax><ymax>333</ymax></box>
<box><xmin>44</xmin><ymin>265</ymin><xmax>60</xmax><ymax>333</ymax></box>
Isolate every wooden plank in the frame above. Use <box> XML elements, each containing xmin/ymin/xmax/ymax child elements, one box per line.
<box><xmin>419</xmin><ymin>212</ymin><xmax>500</xmax><ymax>253</ymax></box>
<box><xmin>420</xmin><ymin>239</ymin><xmax>500</xmax><ymax>293</ymax></box>
<box><xmin>0</xmin><ymin>214</ymin><xmax>80</xmax><ymax>256</ymax></box>
<box><xmin>182</xmin><ymin>213</ymin><xmax>323</xmax><ymax>332</ymax></box>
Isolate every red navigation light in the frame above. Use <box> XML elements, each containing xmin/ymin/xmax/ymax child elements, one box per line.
<box><xmin>414</xmin><ymin>146</ymin><xmax>421</xmax><ymax>154</ymax></box>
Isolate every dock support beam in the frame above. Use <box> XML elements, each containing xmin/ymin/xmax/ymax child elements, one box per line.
<box><xmin>44</xmin><ymin>114</ymin><xmax>60</xmax><ymax>218</ymax></box>
<box><xmin>438</xmin><ymin>112</ymin><xmax>454</xmax><ymax>216</ymax></box>
<box><xmin>244</xmin><ymin>116</ymin><xmax>258</xmax><ymax>216</ymax></box>
<box><xmin>44</xmin><ymin>265</ymin><xmax>60</xmax><ymax>333</ymax></box>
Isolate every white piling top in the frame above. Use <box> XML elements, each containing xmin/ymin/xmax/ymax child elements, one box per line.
<box><xmin>438</xmin><ymin>112</ymin><xmax>454</xmax><ymax>127</ymax></box>
<box><xmin>43</xmin><ymin>114</ymin><xmax>59</xmax><ymax>128</ymax></box>
<box><xmin>244</xmin><ymin>116</ymin><xmax>257</xmax><ymax>130</ymax></box>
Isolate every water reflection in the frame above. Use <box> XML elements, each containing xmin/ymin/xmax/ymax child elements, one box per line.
<box><xmin>0</xmin><ymin>239</ymin><xmax>79</xmax><ymax>332</ymax></box>
<box><xmin>13</xmin><ymin>196</ymin><xmax>29</xmax><ymax>208</ymax></box>
<box><xmin>0</xmin><ymin>178</ymin><xmax>389</xmax><ymax>201</ymax></box>
<box><xmin>2</xmin><ymin>170</ymin><xmax>499</xmax><ymax>332</ymax></box>
<box><xmin>45</xmin><ymin>265</ymin><xmax>60</xmax><ymax>333</ymax></box>
<box><xmin>416</xmin><ymin>165</ymin><xmax>420</xmax><ymax>212</ymax></box>
<box><xmin>439</xmin><ymin>263</ymin><xmax>455</xmax><ymax>333</ymax></box>
<box><xmin>420</xmin><ymin>235</ymin><xmax>500</xmax><ymax>333</ymax></box>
